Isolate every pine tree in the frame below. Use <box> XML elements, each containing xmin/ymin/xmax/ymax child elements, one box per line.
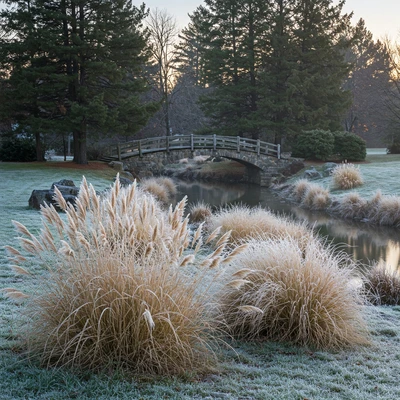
<box><xmin>0</xmin><ymin>0</ymin><xmax>157</xmax><ymax>164</ymax></box>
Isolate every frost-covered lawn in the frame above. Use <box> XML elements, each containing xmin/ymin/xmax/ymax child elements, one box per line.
<box><xmin>1</xmin><ymin>159</ymin><xmax>400</xmax><ymax>399</ymax></box>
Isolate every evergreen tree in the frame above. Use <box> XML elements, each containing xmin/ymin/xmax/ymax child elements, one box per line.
<box><xmin>0</xmin><ymin>0</ymin><xmax>157</xmax><ymax>164</ymax></box>
<box><xmin>191</xmin><ymin>0</ymin><xmax>356</xmax><ymax>144</ymax></box>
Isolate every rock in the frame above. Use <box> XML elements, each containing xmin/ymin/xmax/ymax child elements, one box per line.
<box><xmin>322</xmin><ymin>162</ymin><xmax>338</xmax><ymax>176</ymax></box>
<box><xmin>51</xmin><ymin>179</ymin><xmax>75</xmax><ymax>187</ymax></box>
<box><xmin>109</xmin><ymin>161</ymin><xmax>125</xmax><ymax>172</ymax></box>
<box><xmin>28</xmin><ymin>190</ymin><xmax>53</xmax><ymax>209</ymax></box>
<box><xmin>116</xmin><ymin>176</ymin><xmax>134</xmax><ymax>187</ymax></box>
<box><xmin>29</xmin><ymin>179</ymin><xmax>79</xmax><ymax>210</ymax></box>
<box><xmin>303</xmin><ymin>167</ymin><xmax>322</xmax><ymax>180</ymax></box>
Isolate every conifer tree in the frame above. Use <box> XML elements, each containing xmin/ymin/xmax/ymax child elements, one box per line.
<box><xmin>0</xmin><ymin>0</ymin><xmax>157</xmax><ymax>164</ymax></box>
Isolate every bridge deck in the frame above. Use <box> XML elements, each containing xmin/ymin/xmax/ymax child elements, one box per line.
<box><xmin>104</xmin><ymin>134</ymin><xmax>280</xmax><ymax>161</ymax></box>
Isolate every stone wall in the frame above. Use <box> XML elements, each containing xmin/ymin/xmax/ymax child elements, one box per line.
<box><xmin>124</xmin><ymin>149</ymin><xmax>303</xmax><ymax>187</ymax></box>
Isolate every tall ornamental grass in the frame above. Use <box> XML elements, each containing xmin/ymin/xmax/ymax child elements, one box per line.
<box><xmin>4</xmin><ymin>177</ymin><xmax>242</xmax><ymax>375</ymax></box>
<box><xmin>217</xmin><ymin>236</ymin><xmax>369</xmax><ymax>349</ymax></box>
<box><xmin>332</xmin><ymin>163</ymin><xmax>363</xmax><ymax>190</ymax></box>
<box><xmin>207</xmin><ymin>205</ymin><xmax>312</xmax><ymax>247</ymax></box>
<box><xmin>364</xmin><ymin>263</ymin><xmax>400</xmax><ymax>305</ymax></box>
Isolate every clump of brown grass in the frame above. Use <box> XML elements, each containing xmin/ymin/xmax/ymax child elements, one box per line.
<box><xmin>217</xmin><ymin>236</ymin><xmax>369</xmax><ymax>349</ymax></box>
<box><xmin>140</xmin><ymin>177</ymin><xmax>177</xmax><ymax>204</ymax></box>
<box><xmin>332</xmin><ymin>163</ymin><xmax>363</xmax><ymax>190</ymax></box>
<box><xmin>189</xmin><ymin>201</ymin><xmax>213</xmax><ymax>224</ymax></box>
<box><xmin>364</xmin><ymin>263</ymin><xmax>400</xmax><ymax>305</ymax></box>
<box><xmin>5</xmin><ymin>177</ymin><xmax>244</xmax><ymax>375</ymax></box>
<box><xmin>370</xmin><ymin>195</ymin><xmax>400</xmax><ymax>227</ymax></box>
<box><xmin>333</xmin><ymin>192</ymin><xmax>367</xmax><ymax>220</ymax></box>
<box><xmin>207</xmin><ymin>205</ymin><xmax>312</xmax><ymax>248</ymax></box>
<box><xmin>291</xmin><ymin>179</ymin><xmax>312</xmax><ymax>203</ymax></box>
<box><xmin>301</xmin><ymin>183</ymin><xmax>330</xmax><ymax>210</ymax></box>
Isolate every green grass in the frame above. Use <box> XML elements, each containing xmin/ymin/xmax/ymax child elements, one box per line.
<box><xmin>1</xmin><ymin>161</ymin><xmax>400</xmax><ymax>399</ymax></box>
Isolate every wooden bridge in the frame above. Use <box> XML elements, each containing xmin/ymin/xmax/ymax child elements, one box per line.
<box><xmin>103</xmin><ymin>134</ymin><xmax>281</xmax><ymax>161</ymax></box>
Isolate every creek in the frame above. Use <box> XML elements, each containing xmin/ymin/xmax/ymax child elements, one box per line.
<box><xmin>176</xmin><ymin>180</ymin><xmax>400</xmax><ymax>272</ymax></box>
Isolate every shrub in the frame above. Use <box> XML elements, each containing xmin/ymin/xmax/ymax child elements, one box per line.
<box><xmin>207</xmin><ymin>205</ymin><xmax>312</xmax><ymax>248</ymax></box>
<box><xmin>291</xmin><ymin>130</ymin><xmax>334</xmax><ymax>161</ymax></box>
<box><xmin>0</xmin><ymin>135</ymin><xmax>37</xmax><ymax>161</ymax></box>
<box><xmin>364</xmin><ymin>263</ymin><xmax>400</xmax><ymax>305</ymax></box>
<box><xmin>189</xmin><ymin>201</ymin><xmax>212</xmax><ymax>223</ymax></box>
<box><xmin>4</xmin><ymin>178</ymin><xmax>242</xmax><ymax>375</ymax></box>
<box><xmin>217</xmin><ymin>236</ymin><xmax>369</xmax><ymax>349</ymax></box>
<box><xmin>331</xmin><ymin>163</ymin><xmax>363</xmax><ymax>190</ymax></box>
<box><xmin>333</xmin><ymin>132</ymin><xmax>366</xmax><ymax>161</ymax></box>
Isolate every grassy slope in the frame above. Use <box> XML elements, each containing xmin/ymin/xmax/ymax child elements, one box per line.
<box><xmin>1</xmin><ymin>160</ymin><xmax>400</xmax><ymax>399</ymax></box>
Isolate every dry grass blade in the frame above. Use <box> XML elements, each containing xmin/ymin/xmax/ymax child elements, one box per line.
<box><xmin>11</xmin><ymin>265</ymin><xmax>32</xmax><ymax>275</ymax></box>
<box><xmin>238</xmin><ymin>305</ymin><xmax>264</xmax><ymax>314</ymax></box>
<box><xmin>12</xmin><ymin>220</ymin><xmax>33</xmax><ymax>238</ymax></box>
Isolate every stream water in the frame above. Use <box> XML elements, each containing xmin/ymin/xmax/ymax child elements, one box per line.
<box><xmin>176</xmin><ymin>180</ymin><xmax>400</xmax><ymax>272</ymax></box>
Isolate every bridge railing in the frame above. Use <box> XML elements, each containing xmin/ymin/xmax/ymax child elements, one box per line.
<box><xmin>108</xmin><ymin>134</ymin><xmax>280</xmax><ymax>160</ymax></box>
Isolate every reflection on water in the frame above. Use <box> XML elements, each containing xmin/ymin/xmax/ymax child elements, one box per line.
<box><xmin>177</xmin><ymin>180</ymin><xmax>400</xmax><ymax>271</ymax></box>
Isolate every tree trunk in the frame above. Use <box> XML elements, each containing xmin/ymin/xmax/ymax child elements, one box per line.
<box><xmin>73</xmin><ymin>126</ymin><xmax>87</xmax><ymax>164</ymax></box>
<box><xmin>35</xmin><ymin>132</ymin><xmax>44</xmax><ymax>161</ymax></box>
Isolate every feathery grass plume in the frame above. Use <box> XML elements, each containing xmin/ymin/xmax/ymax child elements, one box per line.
<box><xmin>207</xmin><ymin>205</ymin><xmax>312</xmax><ymax>248</ymax></box>
<box><xmin>364</xmin><ymin>263</ymin><xmax>400</xmax><ymax>305</ymax></box>
<box><xmin>291</xmin><ymin>179</ymin><xmax>312</xmax><ymax>203</ymax></box>
<box><xmin>333</xmin><ymin>192</ymin><xmax>367</xmax><ymax>220</ymax></box>
<box><xmin>301</xmin><ymin>183</ymin><xmax>330</xmax><ymax>210</ymax></box>
<box><xmin>332</xmin><ymin>163</ymin><xmax>363</xmax><ymax>190</ymax></box>
<box><xmin>217</xmin><ymin>235</ymin><xmax>369</xmax><ymax>349</ymax></box>
<box><xmin>189</xmin><ymin>201</ymin><xmax>213</xmax><ymax>224</ymax></box>
<box><xmin>7</xmin><ymin>177</ymin><xmax>240</xmax><ymax>376</ymax></box>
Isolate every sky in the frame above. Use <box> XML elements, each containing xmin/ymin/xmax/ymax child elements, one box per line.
<box><xmin>142</xmin><ymin>0</ymin><xmax>400</xmax><ymax>41</ymax></box>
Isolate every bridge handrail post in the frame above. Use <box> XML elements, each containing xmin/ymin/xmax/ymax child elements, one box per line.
<box><xmin>257</xmin><ymin>139</ymin><xmax>260</xmax><ymax>156</ymax></box>
<box><xmin>117</xmin><ymin>143</ymin><xmax>121</xmax><ymax>161</ymax></box>
<box><xmin>237</xmin><ymin>136</ymin><xmax>240</xmax><ymax>153</ymax></box>
<box><xmin>139</xmin><ymin>141</ymin><xmax>143</xmax><ymax>158</ymax></box>
<box><xmin>190</xmin><ymin>134</ymin><xmax>194</xmax><ymax>151</ymax></box>
<box><xmin>213</xmin><ymin>134</ymin><xmax>216</xmax><ymax>150</ymax></box>
<box><xmin>277</xmin><ymin>144</ymin><xmax>281</xmax><ymax>159</ymax></box>
<box><xmin>166</xmin><ymin>136</ymin><xmax>170</xmax><ymax>153</ymax></box>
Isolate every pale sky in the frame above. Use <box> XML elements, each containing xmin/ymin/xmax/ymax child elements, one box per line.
<box><xmin>142</xmin><ymin>0</ymin><xmax>400</xmax><ymax>41</ymax></box>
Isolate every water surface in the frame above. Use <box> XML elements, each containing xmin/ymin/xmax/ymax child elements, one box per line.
<box><xmin>177</xmin><ymin>180</ymin><xmax>400</xmax><ymax>271</ymax></box>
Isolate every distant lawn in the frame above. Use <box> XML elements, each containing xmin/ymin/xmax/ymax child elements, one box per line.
<box><xmin>1</xmin><ymin>160</ymin><xmax>400</xmax><ymax>399</ymax></box>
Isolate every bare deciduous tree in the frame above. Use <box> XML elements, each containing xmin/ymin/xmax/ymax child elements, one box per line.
<box><xmin>147</xmin><ymin>9</ymin><xmax>179</xmax><ymax>136</ymax></box>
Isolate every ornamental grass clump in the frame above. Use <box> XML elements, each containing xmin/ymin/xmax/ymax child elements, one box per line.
<box><xmin>189</xmin><ymin>201</ymin><xmax>213</xmax><ymax>224</ymax></box>
<box><xmin>332</xmin><ymin>163</ymin><xmax>363</xmax><ymax>190</ymax></box>
<box><xmin>291</xmin><ymin>179</ymin><xmax>312</xmax><ymax>203</ymax></box>
<box><xmin>217</xmin><ymin>236</ymin><xmax>369</xmax><ymax>349</ymax></box>
<box><xmin>370</xmin><ymin>195</ymin><xmax>400</xmax><ymax>227</ymax></box>
<box><xmin>4</xmin><ymin>177</ymin><xmax>243</xmax><ymax>375</ymax></box>
<box><xmin>140</xmin><ymin>177</ymin><xmax>177</xmax><ymax>204</ymax></box>
<box><xmin>364</xmin><ymin>263</ymin><xmax>400</xmax><ymax>305</ymax></box>
<box><xmin>333</xmin><ymin>192</ymin><xmax>367</xmax><ymax>220</ymax></box>
<box><xmin>208</xmin><ymin>205</ymin><xmax>312</xmax><ymax>248</ymax></box>
<box><xmin>301</xmin><ymin>183</ymin><xmax>330</xmax><ymax>210</ymax></box>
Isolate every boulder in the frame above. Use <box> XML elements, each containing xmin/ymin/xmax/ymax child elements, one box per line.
<box><xmin>303</xmin><ymin>167</ymin><xmax>322</xmax><ymax>180</ymax></box>
<box><xmin>29</xmin><ymin>179</ymin><xmax>79</xmax><ymax>210</ymax></box>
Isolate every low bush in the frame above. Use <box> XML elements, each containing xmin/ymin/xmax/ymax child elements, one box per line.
<box><xmin>217</xmin><ymin>236</ymin><xmax>369</xmax><ymax>349</ymax></box>
<box><xmin>291</xmin><ymin>130</ymin><xmax>334</xmax><ymax>161</ymax></box>
<box><xmin>331</xmin><ymin>163</ymin><xmax>363</xmax><ymax>190</ymax></box>
<box><xmin>4</xmin><ymin>177</ymin><xmax>242</xmax><ymax>375</ymax></box>
<box><xmin>364</xmin><ymin>263</ymin><xmax>400</xmax><ymax>305</ymax></box>
<box><xmin>0</xmin><ymin>135</ymin><xmax>37</xmax><ymax>161</ymax></box>
<box><xmin>333</xmin><ymin>132</ymin><xmax>366</xmax><ymax>161</ymax></box>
